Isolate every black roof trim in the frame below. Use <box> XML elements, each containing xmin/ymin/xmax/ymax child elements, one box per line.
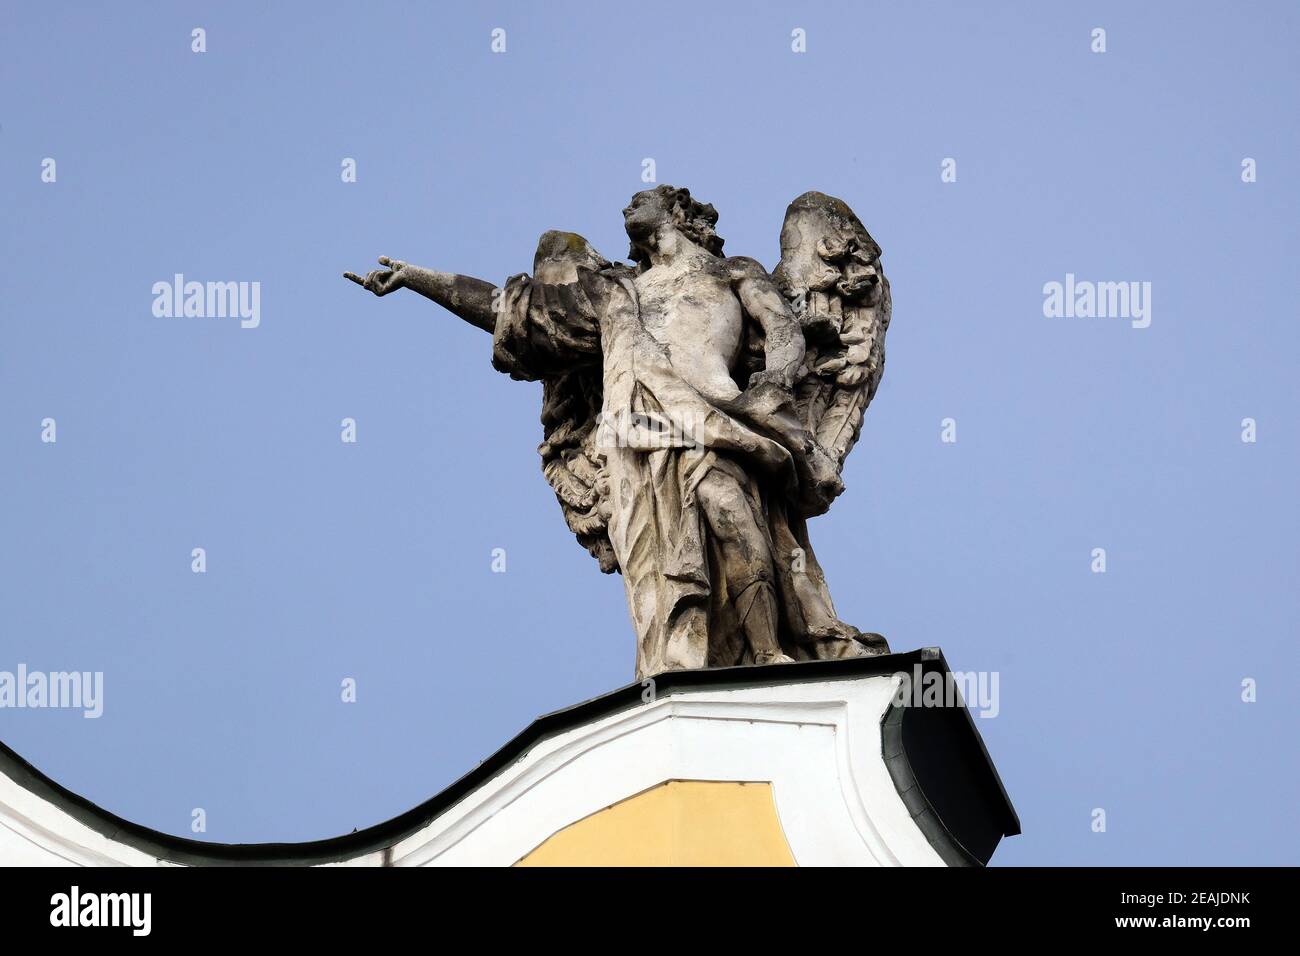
<box><xmin>0</xmin><ymin>649</ymin><xmax>1018</xmax><ymax>866</ymax></box>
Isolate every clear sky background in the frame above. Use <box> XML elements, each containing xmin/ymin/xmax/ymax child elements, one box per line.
<box><xmin>2</xmin><ymin>1</ymin><xmax>1296</xmax><ymax>865</ymax></box>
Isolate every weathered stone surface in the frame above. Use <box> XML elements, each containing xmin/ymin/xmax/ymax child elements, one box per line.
<box><xmin>345</xmin><ymin>186</ymin><xmax>892</xmax><ymax>678</ymax></box>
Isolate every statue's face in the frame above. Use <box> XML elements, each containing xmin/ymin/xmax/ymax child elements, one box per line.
<box><xmin>622</xmin><ymin>190</ymin><xmax>670</xmax><ymax>245</ymax></box>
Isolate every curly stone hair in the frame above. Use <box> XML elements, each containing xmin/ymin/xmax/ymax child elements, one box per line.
<box><xmin>627</xmin><ymin>184</ymin><xmax>725</xmax><ymax>269</ymax></box>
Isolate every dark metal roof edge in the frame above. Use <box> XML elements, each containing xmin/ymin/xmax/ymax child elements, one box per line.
<box><xmin>931</xmin><ymin>649</ymin><xmax>1021</xmax><ymax>836</ymax></box>
<box><xmin>0</xmin><ymin>649</ymin><xmax>1016</xmax><ymax>865</ymax></box>
<box><xmin>881</xmin><ymin>702</ymin><xmax>980</xmax><ymax>866</ymax></box>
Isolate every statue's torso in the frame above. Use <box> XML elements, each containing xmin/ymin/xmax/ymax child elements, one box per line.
<box><xmin>634</xmin><ymin>249</ymin><xmax>743</xmax><ymax>404</ymax></box>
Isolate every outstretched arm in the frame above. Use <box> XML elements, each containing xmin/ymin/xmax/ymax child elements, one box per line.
<box><xmin>344</xmin><ymin>257</ymin><xmax>498</xmax><ymax>333</ymax></box>
<box><xmin>728</xmin><ymin>256</ymin><xmax>806</xmax><ymax>388</ymax></box>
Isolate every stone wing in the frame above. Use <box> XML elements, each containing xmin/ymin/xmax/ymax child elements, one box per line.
<box><xmin>772</xmin><ymin>191</ymin><xmax>892</xmax><ymax>473</ymax></box>
<box><xmin>538</xmin><ymin>367</ymin><xmax>618</xmax><ymax>573</ymax></box>
<box><xmin>494</xmin><ymin>231</ymin><xmax>627</xmax><ymax>575</ymax></box>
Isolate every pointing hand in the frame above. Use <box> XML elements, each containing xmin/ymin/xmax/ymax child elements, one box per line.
<box><xmin>343</xmin><ymin>257</ymin><xmax>408</xmax><ymax>296</ymax></box>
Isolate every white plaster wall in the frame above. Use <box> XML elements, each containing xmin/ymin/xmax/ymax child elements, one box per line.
<box><xmin>0</xmin><ymin>672</ymin><xmax>943</xmax><ymax>867</ymax></box>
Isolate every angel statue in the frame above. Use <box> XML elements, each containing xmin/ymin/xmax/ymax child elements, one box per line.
<box><xmin>345</xmin><ymin>187</ymin><xmax>892</xmax><ymax>680</ymax></box>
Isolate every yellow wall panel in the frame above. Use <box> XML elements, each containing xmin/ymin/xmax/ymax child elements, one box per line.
<box><xmin>516</xmin><ymin>780</ymin><xmax>795</xmax><ymax>867</ymax></box>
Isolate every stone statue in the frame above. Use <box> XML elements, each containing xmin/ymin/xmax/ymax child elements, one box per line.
<box><xmin>345</xmin><ymin>187</ymin><xmax>892</xmax><ymax>679</ymax></box>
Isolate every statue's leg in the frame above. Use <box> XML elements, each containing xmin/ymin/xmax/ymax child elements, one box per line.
<box><xmin>768</xmin><ymin>496</ymin><xmax>890</xmax><ymax>659</ymax></box>
<box><xmin>694</xmin><ymin>469</ymin><xmax>792</xmax><ymax>665</ymax></box>
<box><xmin>607</xmin><ymin>446</ymin><xmax>712</xmax><ymax>678</ymax></box>
<box><xmin>732</xmin><ymin>578</ymin><xmax>788</xmax><ymax>665</ymax></box>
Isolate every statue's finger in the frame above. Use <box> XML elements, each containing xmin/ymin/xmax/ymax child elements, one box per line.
<box><xmin>378</xmin><ymin>256</ymin><xmax>393</xmax><ymax>267</ymax></box>
<box><xmin>343</xmin><ymin>272</ymin><xmax>366</xmax><ymax>285</ymax></box>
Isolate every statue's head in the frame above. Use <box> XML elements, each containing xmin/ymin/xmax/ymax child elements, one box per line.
<box><xmin>623</xmin><ymin>185</ymin><xmax>724</xmax><ymax>268</ymax></box>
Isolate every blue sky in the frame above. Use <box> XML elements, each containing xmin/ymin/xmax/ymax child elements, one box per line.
<box><xmin>1</xmin><ymin>1</ymin><xmax>1296</xmax><ymax>865</ymax></box>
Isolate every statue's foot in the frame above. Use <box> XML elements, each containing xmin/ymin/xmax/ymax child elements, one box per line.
<box><xmin>852</xmin><ymin>630</ymin><xmax>890</xmax><ymax>654</ymax></box>
<box><xmin>753</xmin><ymin>650</ymin><xmax>796</xmax><ymax>666</ymax></box>
<box><xmin>788</xmin><ymin>619</ymin><xmax>890</xmax><ymax>661</ymax></box>
<box><xmin>797</xmin><ymin>629</ymin><xmax>890</xmax><ymax>662</ymax></box>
